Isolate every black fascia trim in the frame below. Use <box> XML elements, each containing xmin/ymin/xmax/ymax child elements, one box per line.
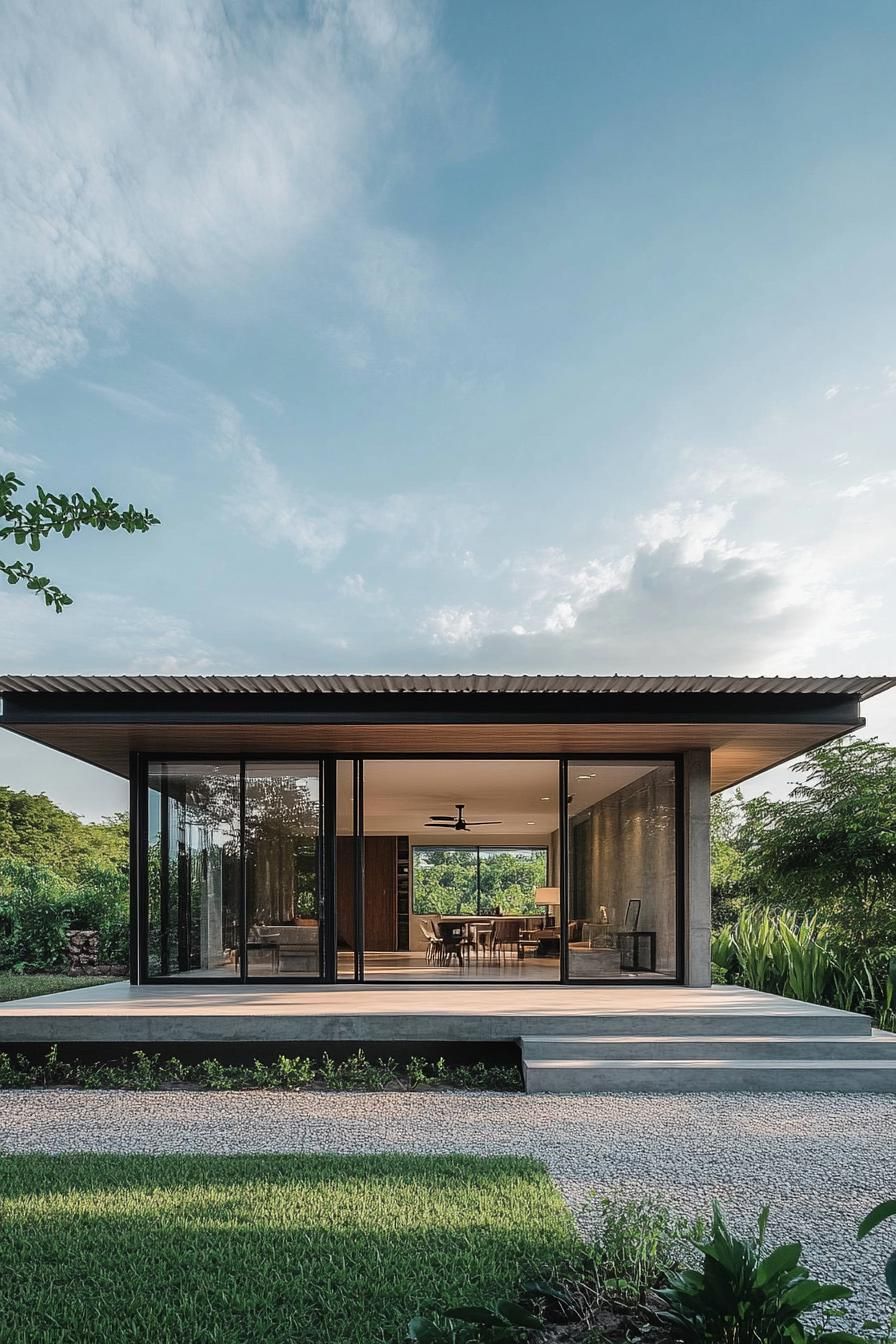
<box><xmin>0</xmin><ymin>689</ymin><xmax>866</xmax><ymax>728</ymax></box>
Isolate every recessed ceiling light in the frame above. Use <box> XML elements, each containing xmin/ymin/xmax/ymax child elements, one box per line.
<box><xmin>526</xmin><ymin>820</ymin><xmax>536</xmax><ymax>825</ymax></box>
<box><xmin>540</xmin><ymin>795</ymin><xmax>550</xmax><ymax>801</ymax></box>
<box><xmin>577</xmin><ymin>774</ymin><xmax>593</xmax><ymax>781</ymax></box>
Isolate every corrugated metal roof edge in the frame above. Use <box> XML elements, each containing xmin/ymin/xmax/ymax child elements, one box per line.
<box><xmin>0</xmin><ymin>673</ymin><xmax>894</xmax><ymax>698</ymax></box>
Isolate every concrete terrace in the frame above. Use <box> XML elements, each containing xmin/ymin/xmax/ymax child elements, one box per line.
<box><xmin>5</xmin><ymin>983</ymin><xmax>895</xmax><ymax>1091</ymax></box>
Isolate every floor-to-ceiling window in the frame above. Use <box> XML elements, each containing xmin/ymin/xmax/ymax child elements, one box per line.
<box><xmin>412</xmin><ymin>846</ymin><xmax>548</xmax><ymax>916</ymax></box>
<box><xmin>145</xmin><ymin>758</ymin><xmax>321</xmax><ymax>981</ymax></box>
<box><xmin>141</xmin><ymin>754</ymin><xmax>680</xmax><ymax>984</ymax></box>
<box><xmin>147</xmin><ymin>761</ymin><xmax>241</xmax><ymax>978</ymax></box>
<box><xmin>567</xmin><ymin>761</ymin><xmax>678</xmax><ymax>981</ymax></box>
<box><xmin>361</xmin><ymin>758</ymin><xmax>561</xmax><ymax>982</ymax></box>
<box><xmin>244</xmin><ymin>763</ymin><xmax>321</xmax><ymax>979</ymax></box>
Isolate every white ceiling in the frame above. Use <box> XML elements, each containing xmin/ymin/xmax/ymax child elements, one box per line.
<box><xmin>338</xmin><ymin>758</ymin><xmax>658</xmax><ymax>838</ymax></box>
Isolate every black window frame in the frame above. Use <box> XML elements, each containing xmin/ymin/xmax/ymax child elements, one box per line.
<box><xmin>131</xmin><ymin>750</ymin><xmax>685</xmax><ymax>987</ymax></box>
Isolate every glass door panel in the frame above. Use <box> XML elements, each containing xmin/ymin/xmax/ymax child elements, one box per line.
<box><xmin>245</xmin><ymin>762</ymin><xmax>322</xmax><ymax>979</ymax></box>
<box><xmin>566</xmin><ymin>760</ymin><xmax>678</xmax><ymax>980</ymax></box>
<box><xmin>146</xmin><ymin>761</ymin><xmax>241</xmax><ymax>978</ymax></box>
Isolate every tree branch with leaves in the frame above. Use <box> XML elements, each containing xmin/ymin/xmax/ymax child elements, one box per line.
<box><xmin>0</xmin><ymin>471</ymin><xmax>159</xmax><ymax>611</ymax></box>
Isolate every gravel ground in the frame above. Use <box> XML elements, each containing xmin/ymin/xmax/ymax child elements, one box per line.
<box><xmin>1</xmin><ymin>1088</ymin><xmax>893</xmax><ymax>1326</ymax></box>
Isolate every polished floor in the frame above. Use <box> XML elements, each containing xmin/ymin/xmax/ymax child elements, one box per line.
<box><xmin>338</xmin><ymin>950</ymin><xmax>563</xmax><ymax>982</ymax></box>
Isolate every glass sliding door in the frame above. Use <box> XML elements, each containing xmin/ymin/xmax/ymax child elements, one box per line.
<box><xmin>145</xmin><ymin>757</ymin><xmax>322</xmax><ymax>981</ymax></box>
<box><xmin>361</xmin><ymin>757</ymin><xmax>561</xmax><ymax>982</ymax></box>
<box><xmin>566</xmin><ymin>760</ymin><xmax>678</xmax><ymax>980</ymax></box>
<box><xmin>244</xmin><ymin>763</ymin><xmax>322</xmax><ymax>979</ymax></box>
<box><xmin>146</xmin><ymin>761</ymin><xmax>241</xmax><ymax>978</ymax></box>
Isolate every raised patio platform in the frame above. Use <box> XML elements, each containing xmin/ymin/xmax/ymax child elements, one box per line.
<box><xmin>0</xmin><ymin>980</ymin><xmax>873</xmax><ymax>1042</ymax></box>
<box><xmin>4</xmin><ymin>983</ymin><xmax>895</xmax><ymax>1090</ymax></box>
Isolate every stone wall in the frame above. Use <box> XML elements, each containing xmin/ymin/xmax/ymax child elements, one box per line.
<box><xmin>64</xmin><ymin>929</ymin><xmax>127</xmax><ymax>978</ymax></box>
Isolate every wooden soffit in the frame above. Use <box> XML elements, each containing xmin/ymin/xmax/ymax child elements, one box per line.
<box><xmin>1</xmin><ymin>719</ymin><xmax>853</xmax><ymax>793</ymax></box>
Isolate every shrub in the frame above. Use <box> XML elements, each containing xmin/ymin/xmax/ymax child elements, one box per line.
<box><xmin>0</xmin><ymin>858</ymin><xmax>128</xmax><ymax>972</ymax></box>
<box><xmin>655</xmin><ymin>1203</ymin><xmax>852</xmax><ymax>1344</ymax></box>
<box><xmin>591</xmin><ymin>1196</ymin><xmax>697</xmax><ymax>1304</ymax></box>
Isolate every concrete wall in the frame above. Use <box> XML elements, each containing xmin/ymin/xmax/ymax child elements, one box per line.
<box><xmin>683</xmin><ymin>748</ymin><xmax>712</xmax><ymax>987</ymax></box>
<box><xmin>570</xmin><ymin>765</ymin><xmax>678</xmax><ymax>977</ymax></box>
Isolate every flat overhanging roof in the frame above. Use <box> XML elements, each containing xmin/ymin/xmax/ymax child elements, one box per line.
<box><xmin>1</xmin><ymin>673</ymin><xmax>893</xmax><ymax>793</ymax></box>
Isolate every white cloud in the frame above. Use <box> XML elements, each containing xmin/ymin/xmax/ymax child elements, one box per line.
<box><xmin>213</xmin><ymin>401</ymin><xmax>492</xmax><ymax>573</ymax></box>
<box><xmin>824</xmin><ymin>385</ymin><xmax>840</xmax><ymax>400</ymax></box>
<box><xmin>424</xmin><ymin>606</ymin><xmax>491</xmax><ymax>646</ymax></box>
<box><xmin>0</xmin><ymin>446</ymin><xmax>41</xmax><ymax>472</ymax></box>
<box><xmin>837</xmin><ymin>470</ymin><xmax>896</xmax><ymax>499</ymax></box>
<box><xmin>339</xmin><ymin>573</ymin><xmax>383</xmax><ymax>601</ymax></box>
<box><xmin>0</xmin><ymin>0</ymin><xmax>456</xmax><ymax>376</ymax></box>
<box><xmin>0</xmin><ymin>589</ymin><xmax>215</xmax><ymax>673</ymax></box>
<box><xmin>78</xmin><ymin>380</ymin><xmax>178</xmax><ymax>422</ymax></box>
<box><xmin>400</xmin><ymin>488</ymin><xmax>873</xmax><ymax>676</ymax></box>
<box><xmin>215</xmin><ymin>403</ymin><xmax>345</xmax><ymax>569</ymax></box>
<box><xmin>636</xmin><ymin>500</ymin><xmax>735</xmax><ymax>564</ymax></box>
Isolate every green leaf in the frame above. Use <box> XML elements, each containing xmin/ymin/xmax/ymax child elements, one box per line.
<box><xmin>885</xmin><ymin>1250</ymin><xmax>896</xmax><ymax>1301</ymax></box>
<box><xmin>496</xmin><ymin>1299</ymin><xmax>542</xmax><ymax>1327</ymax></box>
<box><xmin>407</xmin><ymin>1316</ymin><xmax>442</xmax><ymax>1343</ymax></box>
<box><xmin>756</xmin><ymin>1243</ymin><xmax>803</xmax><ymax>1286</ymax></box>
<box><xmin>858</xmin><ymin>1200</ymin><xmax>896</xmax><ymax>1240</ymax></box>
<box><xmin>445</xmin><ymin>1307</ymin><xmax>501</xmax><ymax>1325</ymax></box>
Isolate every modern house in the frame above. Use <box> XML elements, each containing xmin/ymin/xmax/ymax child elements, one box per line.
<box><xmin>2</xmin><ymin>671</ymin><xmax>892</xmax><ymax>986</ymax></box>
<box><xmin>3</xmin><ymin>672</ymin><xmax>896</xmax><ymax>1091</ymax></box>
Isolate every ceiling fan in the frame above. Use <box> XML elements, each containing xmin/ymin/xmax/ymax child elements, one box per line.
<box><xmin>425</xmin><ymin>803</ymin><xmax>502</xmax><ymax>831</ymax></box>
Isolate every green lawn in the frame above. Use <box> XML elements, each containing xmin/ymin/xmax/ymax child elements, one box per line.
<box><xmin>0</xmin><ymin>1154</ymin><xmax>578</xmax><ymax>1344</ymax></box>
<box><xmin>0</xmin><ymin>973</ymin><xmax>117</xmax><ymax>1002</ymax></box>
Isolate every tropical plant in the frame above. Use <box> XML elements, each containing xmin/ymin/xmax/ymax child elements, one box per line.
<box><xmin>1</xmin><ymin>471</ymin><xmax>159</xmax><ymax>610</ymax></box>
<box><xmin>655</xmin><ymin>1203</ymin><xmax>853</xmax><ymax>1344</ymax></box>
<box><xmin>713</xmin><ymin>907</ymin><xmax>896</xmax><ymax>1029</ymax></box>
<box><xmin>407</xmin><ymin>1300</ymin><xmax>541</xmax><ymax>1343</ymax></box>
<box><xmin>858</xmin><ymin>1201</ymin><xmax>896</xmax><ymax>1301</ymax></box>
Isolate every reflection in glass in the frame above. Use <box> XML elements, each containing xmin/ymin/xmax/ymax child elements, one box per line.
<box><xmin>245</xmin><ymin>764</ymin><xmax>321</xmax><ymax>978</ymax></box>
<box><xmin>568</xmin><ymin>762</ymin><xmax>677</xmax><ymax>980</ymax></box>
<box><xmin>147</xmin><ymin>762</ymin><xmax>240</xmax><ymax>978</ymax></box>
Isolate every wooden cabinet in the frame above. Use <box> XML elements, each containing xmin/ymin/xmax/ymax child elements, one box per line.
<box><xmin>364</xmin><ymin>836</ymin><xmax>397</xmax><ymax>951</ymax></box>
<box><xmin>335</xmin><ymin>835</ymin><xmax>398</xmax><ymax>952</ymax></box>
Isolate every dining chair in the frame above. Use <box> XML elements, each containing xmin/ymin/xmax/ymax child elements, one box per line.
<box><xmin>468</xmin><ymin>920</ymin><xmax>494</xmax><ymax>963</ymax></box>
<box><xmin>420</xmin><ymin>922</ymin><xmax>443</xmax><ymax>966</ymax></box>
<box><xmin>492</xmin><ymin>917</ymin><xmax>523</xmax><ymax>961</ymax></box>
<box><xmin>436</xmin><ymin>920</ymin><xmax>468</xmax><ymax>968</ymax></box>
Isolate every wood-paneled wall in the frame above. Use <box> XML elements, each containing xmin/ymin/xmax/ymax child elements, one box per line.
<box><xmin>335</xmin><ymin>835</ymin><xmax>399</xmax><ymax>951</ymax></box>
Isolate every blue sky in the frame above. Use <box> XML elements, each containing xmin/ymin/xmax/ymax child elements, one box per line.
<box><xmin>1</xmin><ymin>0</ymin><xmax>896</xmax><ymax>818</ymax></box>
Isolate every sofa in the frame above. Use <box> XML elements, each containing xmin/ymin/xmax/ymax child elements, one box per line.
<box><xmin>254</xmin><ymin>923</ymin><xmax>319</xmax><ymax>974</ymax></box>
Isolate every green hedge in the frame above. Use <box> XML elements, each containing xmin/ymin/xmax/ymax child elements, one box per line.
<box><xmin>0</xmin><ymin>858</ymin><xmax>128</xmax><ymax>973</ymax></box>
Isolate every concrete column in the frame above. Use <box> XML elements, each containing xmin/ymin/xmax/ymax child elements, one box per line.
<box><xmin>683</xmin><ymin>749</ymin><xmax>712</xmax><ymax>987</ymax></box>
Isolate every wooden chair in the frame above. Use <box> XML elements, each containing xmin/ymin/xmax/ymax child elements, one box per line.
<box><xmin>436</xmin><ymin>920</ymin><xmax>468</xmax><ymax>968</ymax></box>
<box><xmin>420</xmin><ymin>922</ymin><xmax>443</xmax><ymax>965</ymax></box>
<box><xmin>491</xmin><ymin>917</ymin><xmax>523</xmax><ymax>961</ymax></box>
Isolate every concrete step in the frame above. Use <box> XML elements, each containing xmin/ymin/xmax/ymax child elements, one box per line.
<box><xmin>521</xmin><ymin>1032</ymin><xmax>896</xmax><ymax>1061</ymax></box>
<box><xmin>515</xmin><ymin>1010</ymin><xmax>873</xmax><ymax>1039</ymax></box>
<box><xmin>523</xmin><ymin>1057</ymin><xmax>896</xmax><ymax>1093</ymax></box>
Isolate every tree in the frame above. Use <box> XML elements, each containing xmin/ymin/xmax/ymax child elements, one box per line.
<box><xmin>710</xmin><ymin>792</ymin><xmax>748</xmax><ymax>927</ymax></box>
<box><xmin>0</xmin><ymin>787</ymin><xmax>128</xmax><ymax>880</ymax></box>
<box><xmin>739</xmin><ymin>738</ymin><xmax>896</xmax><ymax>951</ymax></box>
<box><xmin>1</xmin><ymin>471</ymin><xmax>158</xmax><ymax>611</ymax></box>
